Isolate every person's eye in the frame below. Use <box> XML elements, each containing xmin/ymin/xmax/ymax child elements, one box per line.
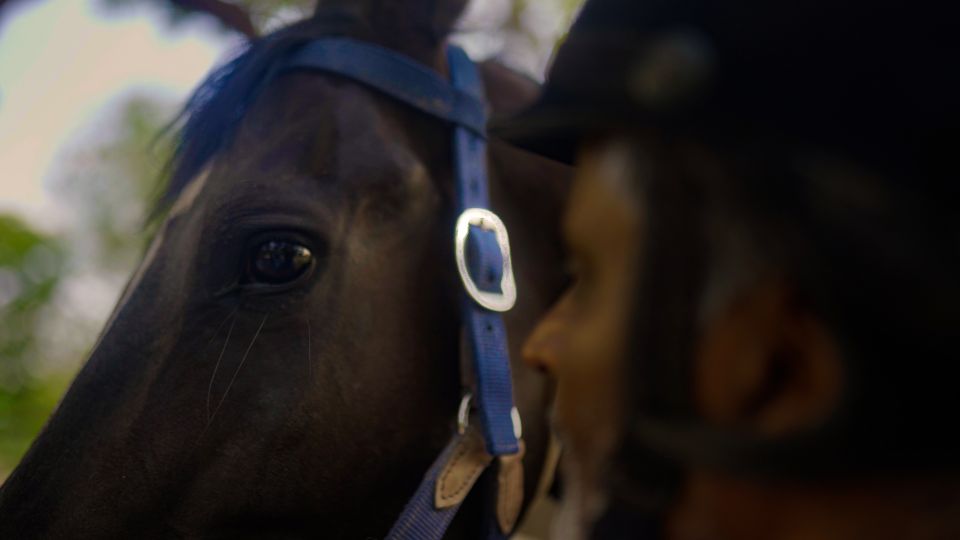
<box><xmin>245</xmin><ymin>240</ymin><xmax>315</xmax><ymax>285</ymax></box>
<box><xmin>563</xmin><ymin>258</ymin><xmax>582</xmax><ymax>284</ymax></box>
<box><xmin>565</xmin><ymin>259</ymin><xmax>593</xmax><ymax>305</ymax></box>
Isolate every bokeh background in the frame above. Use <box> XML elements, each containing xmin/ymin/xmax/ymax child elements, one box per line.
<box><xmin>0</xmin><ymin>0</ymin><xmax>584</xmax><ymax>479</ymax></box>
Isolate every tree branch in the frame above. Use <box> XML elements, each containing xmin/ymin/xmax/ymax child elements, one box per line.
<box><xmin>169</xmin><ymin>0</ymin><xmax>258</xmax><ymax>39</ymax></box>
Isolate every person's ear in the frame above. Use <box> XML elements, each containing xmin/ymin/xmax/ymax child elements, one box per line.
<box><xmin>694</xmin><ymin>282</ymin><xmax>843</xmax><ymax>436</ymax></box>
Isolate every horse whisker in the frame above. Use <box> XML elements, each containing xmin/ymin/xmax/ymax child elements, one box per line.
<box><xmin>206</xmin><ymin>312</ymin><xmax>238</xmax><ymax>423</ymax></box>
<box><xmin>198</xmin><ymin>305</ymin><xmax>239</xmax><ymax>360</ymax></box>
<box><xmin>306</xmin><ymin>317</ymin><xmax>312</xmax><ymax>382</ymax></box>
<box><xmin>206</xmin><ymin>314</ymin><xmax>268</xmax><ymax>430</ymax></box>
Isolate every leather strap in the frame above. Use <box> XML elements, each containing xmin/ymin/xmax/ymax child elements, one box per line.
<box><xmin>436</xmin><ymin>427</ymin><xmax>493</xmax><ymax>509</ymax></box>
<box><xmin>496</xmin><ymin>441</ymin><xmax>526</xmax><ymax>534</ymax></box>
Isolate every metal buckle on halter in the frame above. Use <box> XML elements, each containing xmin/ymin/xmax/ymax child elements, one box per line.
<box><xmin>457</xmin><ymin>392</ymin><xmax>523</xmax><ymax>440</ymax></box>
<box><xmin>454</xmin><ymin>208</ymin><xmax>517</xmax><ymax>313</ymax></box>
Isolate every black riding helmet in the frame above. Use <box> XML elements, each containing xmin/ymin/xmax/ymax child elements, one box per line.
<box><xmin>496</xmin><ymin>0</ymin><xmax>960</xmax><ymax>509</ymax></box>
<box><xmin>493</xmin><ymin>0</ymin><xmax>954</xmax><ymax>187</ymax></box>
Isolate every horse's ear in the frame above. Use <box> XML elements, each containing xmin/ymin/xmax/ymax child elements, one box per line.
<box><xmin>315</xmin><ymin>0</ymin><xmax>469</xmax><ymax>64</ymax></box>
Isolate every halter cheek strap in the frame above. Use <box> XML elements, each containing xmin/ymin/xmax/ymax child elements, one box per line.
<box><xmin>282</xmin><ymin>39</ymin><xmax>523</xmax><ymax>538</ymax></box>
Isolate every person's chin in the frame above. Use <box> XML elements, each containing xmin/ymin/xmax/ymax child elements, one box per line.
<box><xmin>551</xmin><ymin>445</ymin><xmax>614</xmax><ymax>540</ymax></box>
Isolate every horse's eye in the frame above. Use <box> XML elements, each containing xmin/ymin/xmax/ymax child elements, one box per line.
<box><xmin>247</xmin><ymin>240</ymin><xmax>314</xmax><ymax>285</ymax></box>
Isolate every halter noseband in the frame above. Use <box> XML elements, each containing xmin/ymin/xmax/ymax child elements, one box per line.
<box><xmin>282</xmin><ymin>38</ymin><xmax>523</xmax><ymax>538</ymax></box>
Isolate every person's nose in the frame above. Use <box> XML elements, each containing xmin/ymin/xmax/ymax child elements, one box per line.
<box><xmin>522</xmin><ymin>290</ymin><xmax>576</xmax><ymax>375</ymax></box>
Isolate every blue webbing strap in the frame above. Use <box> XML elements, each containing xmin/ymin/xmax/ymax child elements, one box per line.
<box><xmin>388</xmin><ymin>46</ymin><xmax>520</xmax><ymax>540</ymax></box>
<box><xmin>283</xmin><ymin>38</ymin><xmax>487</xmax><ymax>136</ymax></box>
<box><xmin>449</xmin><ymin>44</ymin><xmax>520</xmax><ymax>457</ymax></box>
<box><xmin>387</xmin><ymin>431</ymin><xmax>507</xmax><ymax>540</ymax></box>
<box><xmin>388</xmin><ymin>46</ymin><xmax>519</xmax><ymax>540</ymax></box>
<box><xmin>283</xmin><ymin>37</ymin><xmax>519</xmax><ymax>539</ymax></box>
<box><xmin>386</xmin><ymin>433</ymin><xmax>470</xmax><ymax>540</ymax></box>
<box><xmin>285</xmin><ymin>36</ymin><xmax>518</xmax><ymax>456</ymax></box>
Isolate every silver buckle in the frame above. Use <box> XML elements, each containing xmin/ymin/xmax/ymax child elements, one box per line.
<box><xmin>454</xmin><ymin>208</ymin><xmax>517</xmax><ymax>313</ymax></box>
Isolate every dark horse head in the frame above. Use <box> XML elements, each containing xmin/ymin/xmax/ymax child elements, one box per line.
<box><xmin>0</xmin><ymin>1</ymin><xmax>570</xmax><ymax>537</ymax></box>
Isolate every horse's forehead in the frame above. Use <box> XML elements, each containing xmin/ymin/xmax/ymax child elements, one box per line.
<box><xmin>212</xmin><ymin>74</ymin><xmax>429</xmax><ymax>194</ymax></box>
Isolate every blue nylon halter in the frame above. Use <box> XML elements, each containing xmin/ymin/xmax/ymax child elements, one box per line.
<box><xmin>285</xmin><ymin>39</ymin><xmax>487</xmax><ymax>135</ymax></box>
<box><xmin>282</xmin><ymin>38</ymin><xmax>521</xmax><ymax>538</ymax></box>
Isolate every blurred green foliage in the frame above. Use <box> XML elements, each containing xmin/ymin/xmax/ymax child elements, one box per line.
<box><xmin>0</xmin><ymin>215</ymin><xmax>67</xmax><ymax>474</ymax></box>
<box><xmin>0</xmin><ymin>95</ymin><xmax>172</xmax><ymax>477</ymax></box>
<box><xmin>56</xmin><ymin>96</ymin><xmax>172</xmax><ymax>271</ymax></box>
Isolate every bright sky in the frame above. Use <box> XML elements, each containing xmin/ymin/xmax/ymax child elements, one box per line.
<box><xmin>0</xmin><ymin>0</ymin><xmax>236</xmax><ymax>230</ymax></box>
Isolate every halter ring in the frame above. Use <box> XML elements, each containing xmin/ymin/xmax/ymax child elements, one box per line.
<box><xmin>457</xmin><ymin>393</ymin><xmax>473</xmax><ymax>434</ymax></box>
<box><xmin>454</xmin><ymin>208</ymin><xmax>517</xmax><ymax>312</ymax></box>
<box><xmin>457</xmin><ymin>393</ymin><xmax>523</xmax><ymax>440</ymax></box>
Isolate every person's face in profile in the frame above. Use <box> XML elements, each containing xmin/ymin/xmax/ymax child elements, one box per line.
<box><xmin>524</xmin><ymin>134</ymin><xmax>851</xmax><ymax>540</ymax></box>
<box><xmin>523</xmin><ymin>137</ymin><xmax>643</xmax><ymax>535</ymax></box>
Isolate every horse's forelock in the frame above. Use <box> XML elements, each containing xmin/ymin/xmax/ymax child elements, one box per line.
<box><xmin>159</xmin><ymin>1</ymin><xmax>468</xmax><ymax>218</ymax></box>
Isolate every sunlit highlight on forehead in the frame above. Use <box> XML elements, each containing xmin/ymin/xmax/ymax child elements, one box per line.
<box><xmin>565</xmin><ymin>139</ymin><xmax>643</xmax><ymax>247</ymax></box>
<box><xmin>593</xmin><ymin>139</ymin><xmax>643</xmax><ymax>210</ymax></box>
<box><xmin>168</xmin><ymin>168</ymin><xmax>211</xmax><ymax>219</ymax></box>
